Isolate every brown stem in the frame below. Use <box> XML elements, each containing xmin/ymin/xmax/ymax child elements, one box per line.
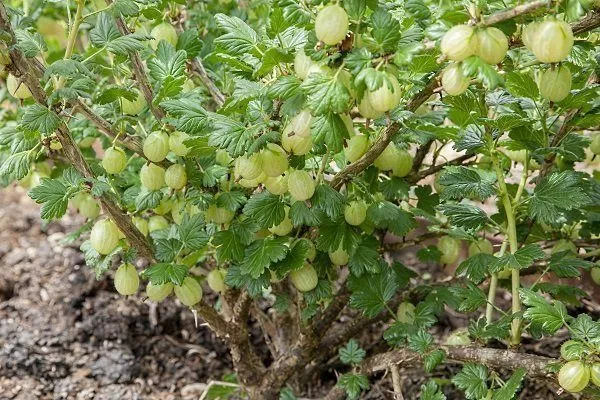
<box><xmin>190</xmin><ymin>58</ymin><xmax>226</xmax><ymax>108</ymax></box>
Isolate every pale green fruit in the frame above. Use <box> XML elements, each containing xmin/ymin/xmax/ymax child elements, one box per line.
<box><xmin>558</xmin><ymin>361</ymin><xmax>590</xmax><ymax>393</ymax></box>
<box><xmin>468</xmin><ymin>238</ymin><xmax>493</xmax><ymax>256</ymax></box>
<box><xmin>140</xmin><ymin>163</ymin><xmax>165</xmax><ymax>190</ymax></box>
<box><xmin>264</xmin><ymin>174</ymin><xmax>288</xmax><ymax>195</ymax></box>
<box><xmin>282</xmin><ymin>130</ymin><xmax>313</xmax><ymax>155</ymax></box>
<box><xmin>531</xmin><ymin>19</ymin><xmax>574</xmax><ymax>63</ymax></box>
<box><xmin>151</xmin><ymin>22</ymin><xmax>178</xmax><ymax>49</ymax></box>
<box><xmin>121</xmin><ymin>90</ymin><xmax>146</xmax><ymax>115</ymax></box>
<box><xmin>397</xmin><ymin>302</ymin><xmax>416</xmax><ymax>324</ymax></box>
<box><xmin>206</xmin><ymin>204</ymin><xmax>235</xmax><ymax>225</ymax></box>
<box><xmin>475</xmin><ymin>27</ymin><xmax>508</xmax><ymax>64</ymax></box>
<box><xmin>154</xmin><ymin>198</ymin><xmax>173</xmax><ymax>215</ymax></box>
<box><xmin>592</xmin><ymin>267</ymin><xmax>600</xmax><ymax>285</ymax></box>
<box><xmin>522</xmin><ymin>22</ymin><xmax>539</xmax><ymax>51</ymax></box>
<box><xmin>261</xmin><ymin>144</ymin><xmax>289</xmax><ymax>177</ymax></box>
<box><xmin>146</xmin><ymin>281</ymin><xmax>173</xmax><ymax>302</ymax></box>
<box><xmin>132</xmin><ymin>217</ymin><xmax>149</xmax><ymax>236</ymax></box>
<box><xmin>216</xmin><ymin>149</ymin><xmax>233</xmax><ymax>166</ymax></box>
<box><xmin>445</xmin><ymin>329</ymin><xmax>471</xmax><ymax>345</ymax></box>
<box><xmin>102</xmin><ymin>147</ymin><xmax>127</xmax><ymax>174</ymax></box>
<box><xmin>367</xmin><ymin>74</ymin><xmax>401</xmax><ymax>112</ymax></box>
<box><xmin>143</xmin><ymin>131</ymin><xmax>170</xmax><ymax>163</ymax></box>
<box><xmin>168</xmin><ymin>131</ymin><xmax>190</xmax><ymax>156</ymax></box>
<box><xmin>294</xmin><ymin>48</ymin><xmax>314</xmax><ymax>80</ymax></box>
<box><xmin>114</xmin><ymin>263</ymin><xmax>139</xmax><ymax>296</ymax></box>
<box><xmin>344</xmin><ymin>135</ymin><xmax>370</xmax><ymax>163</ymax></box>
<box><xmin>286</xmin><ymin>109</ymin><xmax>313</xmax><ymax>138</ymax></box>
<box><xmin>438</xmin><ymin>236</ymin><xmax>461</xmax><ymax>264</ymax></box>
<box><xmin>441</xmin><ymin>63</ymin><xmax>470</xmax><ymax>96</ymax></box>
<box><xmin>374</xmin><ymin>143</ymin><xmax>399</xmax><ymax>171</ymax></box>
<box><xmin>539</xmin><ymin>65</ymin><xmax>572</xmax><ymax>102</ymax></box>
<box><xmin>288</xmin><ymin>170</ymin><xmax>315</xmax><ymax>201</ymax></box>
<box><xmin>235</xmin><ymin>153</ymin><xmax>263</xmax><ymax>180</ymax></box>
<box><xmin>551</xmin><ymin>239</ymin><xmax>577</xmax><ymax>254</ymax></box>
<box><xmin>315</xmin><ymin>5</ymin><xmax>349</xmax><ymax>45</ymax></box>
<box><xmin>289</xmin><ymin>263</ymin><xmax>318</xmax><ymax>292</ymax></box>
<box><xmin>7</xmin><ymin>74</ymin><xmax>31</xmax><ymax>99</ymax></box>
<box><xmin>238</xmin><ymin>172</ymin><xmax>266</xmax><ymax>188</ymax></box>
<box><xmin>90</xmin><ymin>219</ymin><xmax>120</xmax><ymax>255</ymax></box>
<box><xmin>329</xmin><ymin>247</ymin><xmax>349</xmax><ymax>266</ymax></box>
<box><xmin>164</xmin><ymin>164</ymin><xmax>187</xmax><ymax>190</ymax></box>
<box><xmin>207</xmin><ymin>269</ymin><xmax>227</xmax><ymax>293</ymax></box>
<box><xmin>358</xmin><ymin>96</ymin><xmax>383</xmax><ymax>119</ymax></box>
<box><xmin>392</xmin><ymin>149</ymin><xmax>413</xmax><ymax>178</ymax></box>
<box><xmin>306</xmin><ymin>240</ymin><xmax>317</xmax><ymax>261</ymax></box>
<box><xmin>148</xmin><ymin>215</ymin><xmax>169</xmax><ymax>232</ymax></box>
<box><xmin>591</xmin><ymin>364</ymin><xmax>600</xmax><ymax>387</ymax></box>
<box><xmin>174</xmin><ymin>277</ymin><xmax>203</xmax><ymax>307</ymax></box>
<box><xmin>269</xmin><ymin>211</ymin><xmax>293</xmax><ymax>236</ymax></box>
<box><xmin>78</xmin><ymin>195</ymin><xmax>100</xmax><ymax>219</ymax></box>
<box><xmin>441</xmin><ymin>25</ymin><xmax>478</xmax><ymax>62</ymax></box>
<box><xmin>590</xmin><ymin>135</ymin><xmax>600</xmax><ymax>155</ymax></box>
<box><xmin>344</xmin><ymin>200</ymin><xmax>367</xmax><ymax>226</ymax></box>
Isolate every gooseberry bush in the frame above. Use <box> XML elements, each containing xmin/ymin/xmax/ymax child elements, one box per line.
<box><xmin>1</xmin><ymin>0</ymin><xmax>600</xmax><ymax>398</ymax></box>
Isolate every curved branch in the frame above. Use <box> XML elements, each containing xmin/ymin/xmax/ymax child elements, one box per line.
<box><xmin>191</xmin><ymin>58</ymin><xmax>226</xmax><ymax>108</ymax></box>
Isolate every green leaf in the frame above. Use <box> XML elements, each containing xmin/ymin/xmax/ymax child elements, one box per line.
<box><xmin>348</xmin><ymin>236</ymin><xmax>381</xmax><ymax>276</ymax></box>
<box><xmin>177</xmin><ymin>28</ymin><xmax>203</xmax><ymax>58</ymax></box>
<box><xmin>141</xmin><ymin>263</ymin><xmax>188</xmax><ymax>286</ymax></box>
<box><xmin>135</xmin><ymin>189</ymin><xmax>162</xmax><ymax>211</ymax></box>
<box><xmin>106</xmin><ymin>34</ymin><xmax>146</xmax><ymax>55</ymax></box>
<box><xmin>301</xmin><ymin>73</ymin><xmax>350</xmax><ymax>116</ymax></box>
<box><xmin>311</xmin><ymin>113</ymin><xmax>350</xmax><ymax>153</ymax></box>
<box><xmin>337</xmin><ymin>373</ymin><xmax>369</xmax><ymax>400</ymax></box>
<box><xmin>348</xmin><ymin>267</ymin><xmax>397</xmax><ymax>318</ymax></box>
<box><xmin>148</xmin><ymin>41</ymin><xmax>187</xmax><ymax>89</ymax></box>
<box><xmin>456</xmin><ymin>253</ymin><xmax>495</xmax><ymax>284</ymax></box>
<box><xmin>312</xmin><ymin>184</ymin><xmax>346</xmax><ymax>220</ymax></box>
<box><xmin>528</xmin><ymin>171</ymin><xmax>590</xmax><ymax>225</ymax></box>
<box><xmin>214</xmin><ymin>14</ymin><xmax>261</xmax><ymax>56</ymax></box>
<box><xmin>420</xmin><ymin>380</ymin><xmax>446</xmax><ymax>400</ymax></box>
<box><xmin>0</xmin><ymin>150</ymin><xmax>32</xmax><ymax>181</ymax></box>
<box><xmin>423</xmin><ymin>349</ymin><xmax>446</xmax><ymax>373</ymax></box>
<box><xmin>154</xmin><ymin>238</ymin><xmax>182</xmax><ymax>262</ymax></box>
<box><xmin>21</xmin><ymin>104</ymin><xmax>62</xmax><ymax>135</ymax></box>
<box><xmin>243</xmin><ymin>192</ymin><xmax>286</xmax><ymax>229</ymax></box>
<box><xmin>80</xmin><ymin>240</ymin><xmax>122</xmax><ymax>278</ymax></box>
<box><xmin>213</xmin><ymin>230</ymin><xmax>246</xmax><ymax>262</ymax></box>
<box><xmin>257</xmin><ymin>47</ymin><xmax>294</xmax><ymax>77</ymax></box>
<box><xmin>240</xmin><ymin>237</ymin><xmax>288</xmax><ymax>279</ymax></box>
<box><xmin>111</xmin><ymin>0</ymin><xmax>139</xmax><ymax>16</ymax></box>
<box><xmin>438</xmin><ymin>166</ymin><xmax>497</xmax><ymax>201</ymax></box>
<box><xmin>367</xmin><ymin>201</ymin><xmax>415</xmax><ymax>236</ymax></box>
<box><xmin>491</xmin><ymin>244</ymin><xmax>545</xmax><ymax>272</ymax></box>
<box><xmin>339</xmin><ymin>339</ymin><xmax>366</xmax><ymax>365</ymax></box>
<box><xmin>492</xmin><ymin>368</ymin><xmax>526</xmax><ymax>400</ymax></box>
<box><xmin>438</xmin><ymin>203</ymin><xmax>488</xmax><ymax>231</ymax></box>
<box><xmin>548</xmin><ymin>251</ymin><xmax>593</xmax><ymax>278</ymax></box>
<box><xmin>505</xmin><ymin>71</ymin><xmax>538</xmax><ymax>99</ymax></box>
<box><xmin>370</xmin><ymin>8</ymin><xmax>401</xmax><ymax>52</ymax></box>
<box><xmin>462</xmin><ymin>55</ymin><xmax>503</xmax><ymax>89</ymax></box>
<box><xmin>216</xmin><ymin>191</ymin><xmax>247</xmax><ymax>212</ymax></box>
<box><xmin>452</xmin><ymin>363</ymin><xmax>489</xmax><ymax>400</ymax></box>
<box><xmin>89</xmin><ymin>13</ymin><xmax>121</xmax><ymax>47</ymax></box>
<box><xmin>207</xmin><ymin>113</ymin><xmax>255</xmax><ymax>157</ymax></box>
<box><xmin>520</xmin><ymin>288</ymin><xmax>569</xmax><ymax>335</ymax></box>
<box><xmin>272</xmin><ymin>238</ymin><xmax>310</xmax><ymax>277</ymax></box>
<box><xmin>28</xmin><ymin>177</ymin><xmax>72</xmax><ymax>220</ymax></box>
<box><xmin>161</xmin><ymin>98</ymin><xmax>209</xmax><ymax>134</ymax></box>
<box><xmin>570</xmin><ymin>314</ymin><xmax>600</xmax><ymax>342</ymax></box>
<box><xmin>316</xmin><ymin>219</ymin><xmax>362</xmax><ymax>253</ymax></box>
<box><xmin>289</xmin><ymin>201</ymin><xmax>323</xmax><ymax>227</ymax></box>
<box><xmin>179</xmin><ymin>214</ymin><xmax>209</xmax><ymax>251</ymax></box>
<box><xmin>452</xmin><ymin>282</ymin><xmax>488</xmax><ymax>312</ymax></box>
<box><xmin>14</xmin><ymin>29</ymin><xmax>47</xmax><ymax>57</ymax></box>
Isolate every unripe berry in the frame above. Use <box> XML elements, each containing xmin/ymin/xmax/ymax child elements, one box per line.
<box><xmin>445</xmin><ymin>329</ymin><xmax>472</xmax><ymax>346</ymax></box>
<box><xmin>468</xmin><ymin>238</ymin><xmax>493</xmax><ymax>256</ymax></box>
<box><xmin>114</xmin><ymin>263</ymin><xmax>139</xmax><ymax>296</ymax></box>
<box><xmin>148</xmin><ymin>215</ymin><xmax>169</xmax><ymax>232</ymax></box>
<box><xmin>344</xmin><ymin>200</ymin><xmax>367</xmax><ymax>226</ymax></box>
<box><xmin>294</xmin><ymin>48</ymin><xmax>314</xmax><ymax>80</ymax></box>
<box><xmin>238</xmin><ymin>172</ymin><xmax>266</xmax><ymax>188</ymax></box>
<box><xmin>441</xmin><ymin>25</ymin><xmax>478</xmax><ymax>62</ymax></box>
<box><xmin>206</xmin><ymin>204</ymin><xmax>235</xmax><ymax>225</ymax></box>
<box><xmin>146</xmin><ymin>281</ymin><xmax>173</xmax><ymax>302</ymax></box>
<box><xmin>7</xmin><ymin>74</ymin><xmax>32</xmax><ymax>99</ymax></box>
<box><xmin>441</xmin><ymin>63</ymin><xmax>470</xmax><ymax>96</ymax></box>
<box><xmin>264</xmin><ymin>174</ymin><xmax>288</xmax><ymax>195</ymax></box>
<box><xmin>591</xmin><ymin>364</ymin><xmax>600</xmax><ymax>387</ymax></box>
<box><xmin>329</xmin><ymin>247</ymin><xmax>349</xmax><ymax>266</ymax></box>
<box><xmin>397</xmin><ymin>301</ymin><xmax>416</xmax><ymax>324</ymax></box>
<box><xmin>78</xmin><ymin>195</ymin><xmax>100</xmax><ymax>219</ymax></box>
<box><xmin>358</xmin><ymin>96</ymin><xmax>383</xmax><ymax>119</ymax></box>
<box><xmin>216</xmin><ymin>149</ymin><xmax>233</xmax><ymax>166</ymax></box>
<box><xmin>539</xmin><ymin>65</ymin><xmax>572</xmax><ymax>102</ymax></box>
<box><xmin>140</xmin><ymin>163</ymin><xmax>165</xmax><ymax>190</ymax></box>
<box><xmin>530</xmin><ymin>19</ymin><xmax>574</xmax><ymax>63</ymax></box>
<box><xmin>151</xmin><ymin>22</ymin><xmax>178</xmax><ymax>49</ymax></box>
<box><xmin>90</xmin><ymin>219</ymin><xmax>120</xmax><ymax>255</ymax></box>
<box><xmin>102</xmin><ymin>147</ymin><xmax>127</xmax><ymax>174</ymax></box>
<box><xmin>522</xmin><ymin>22</ymin><xmax>539</xmax><ymax>52</ymax></box>
<box><xmin>315</xmin><ymin>4</ymin><xmax>349</xmax><ymax>46</ymax></box>
<box><xmin>344</xmin><ymin>135</ymin><xmax>370</xmax><ymax>163</ymax></box>
<box><xmin>143</xmin><ymin>131</ymin><xmax>170</xmax><ymax>163</ymax></box>
<box><xmin>235</xmin><ymin>153</ymin><xmax>263</xmax><ymax>180</ymax></box>
<box><xmin>261</xmin><ymin>144</ymin><xmax>289</xmax><ymax>177</ymax></box>
<box><xmin>438</xmin><ymin>236</ymin><xmax>461</xmax><ymax>264</ymax></box>
<box><xmin>475</xmin><ymin>27</ymin><xmax>508</xmax><ymax>64</ymax></box>
<box><xmin>367</xmin><ymin>74</ymin><xmax>401</xmax><ymax>112</ymax></box>
<box><xmin>168</xmin><ymin>131</ymin><xmax>190</xmax><ymax>156</ymax></box>
<box><xmin>558</xmin><ymin>361</ymin><xmax>590</xmax><ymax>393</ymax></box>
<box><xmin>289</xmin><ymin>263</ymin><xmax>318</xmax><ymax>292</ymax></box>
<box><xmin>269</xmin><ymin>208</ymin><xmax>293</xmax><ymax>236</ymax></box>
<box><xmin>121</xmin><ymin>90</ymin><xmax>146</xmax><ymax>115</ymax></box>
<box><xmin>207</xmin><ymin>269</ymin><xmax>227</xmax><ymax>293</ymax></box>
<box><xmin>282</xmin><ymin>130</ymin><xmax>313</xmax><ymax>155</ymax></box>
<box><xmin>392</xmin><ymin>149</ymin><xmax>413</xmax><ymax>178</ymax></box>
<box><xmin>132</xmin><ymin>217</ymin><xmax>149</xmax><ymax>236</ymax></box>
<box><xmin>287</xmin><ymin>170</ymin><xmax>316</xmax><ymax>201</ymax></box>
<box><xmin>174</xmin><ymin>276</ymin><xmax>203</xmax><ymax>307</ymax></box>
<box><xmin>164</xmin><ymin>164</ymin><xmax>187</xmax><ymax>190</ymax></box>
<box><xmin>286</xmin><ymin>109</ymin><xmax>313</xmax><ymax>138</ymax></box>
<box><xmin>590</xmin><ymin>135</ymin><xmax>600</xmax><ymax>155</ymax></box>
<box><xmin>374</xmin><ymin>143</ymin><xmax>399</xmax><ymax>171</ymax></box>
<box><xmin>154</xmin><ymin>198</ymin><xmax>173</xmax><ymax>215</ymax></box>
<box><xmin>306</xmin><ymin>240</ymin><xmax>317</xmax><ymax>261</ymax></box>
